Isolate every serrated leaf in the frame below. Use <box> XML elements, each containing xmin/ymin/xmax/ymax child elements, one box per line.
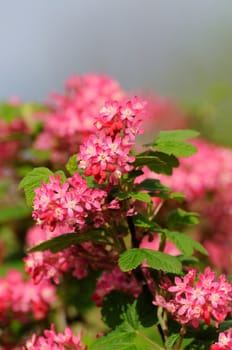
<box><xmin>101</xmin><ymin>291</ymin><xmax>134</xmax><ymax>329</ymax></box>
<box><xmin>167</xmin><ymin>208</ymin><xmax>199</xmax><ymax>228</ymax></box>
<box><xmin>18</xmin><ymin>167</ymin><xmax>53</xmax><ymax>206</ymax></box>
<box><xmin>66</xmin><ymin>154</ymin><xmax>78</xmax><ymax>175</ymax></box>
<box><xmin>133</xmin><ymin>214</ymin><xmax>155</xmax><ymax>229</ymax></box>
<box><xmin>92</xmin><ymin>299</ymin><xmax>159</xmax><ymax>350</ymax></box>
<box><xmin>162</xmin><ymin>230</ymin><xmax>208</xmax><ymax>256</ymax></box>
<box><xmin>29</xmin><ymin>230</ymin><xmax>109</xmax><ymax>253</ymax></box>
<box><xmin>150</xmin><ymin>129</ymin><xmax>199</xmax><ymax>158</ymax></box>
<box><xmin>155</xmin><ymin>140</ymin><xmax>198</xmax><ymax>157</ymax></box>
<box><xmin>90</xmin><ymin>322</ymin><xmax>137</xmax><ymax>350</ymax></box>
<box><xmin>135</xmin><ymin>151</ymin><xmax>179</xmax><ymax>175</ymax></box>
<box><xmin>119</xmin><ymin>248</ymin><xmax>182</xmax><ymax>274</ymax></box>
<box><xmin>165</xmin><ymin>333</ymin><xmax>180</xmax><ymax>349</ymax></box>
<box><xmin>122</xmin><ymin>295</ymin><xmax>157</xmax><ymax>329</ymax></box>
<box><xmin>122</xmin><ymin>301</ymin><xmax>141</xmax><ymax>330</ymax></box>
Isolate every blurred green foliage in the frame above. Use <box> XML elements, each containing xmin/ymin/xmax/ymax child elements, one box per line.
<box><xmin>185</xmin><ymin>84</ymin><xmax>232</xmax><ymax>147</ymax></box>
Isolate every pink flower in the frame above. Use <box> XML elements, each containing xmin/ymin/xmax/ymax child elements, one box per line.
<box><xmin>34</xmin><ymin>73</ymin><xmax>125</xmax><ymax>164</ymax></box>
<box><xmin>92</xmin><ymin>266</ymin><xmax>142</xmax><ymax>306</ymax></box>
<box><xmin>78</xmin><ymin>97</ymin><xmax>145</xmax><ymax>184</ymax></box>
<box><xmin>154</xmin><ymin>267</ymin><xmax>232</xmax><ymax>328</ymax></box>
<box><xmin>22</xmin><ymin>324</ymin><xmax>86</xmax><ymax>350</ymax></box>
<box><xmin>0</xmin><ymin>269</ymin><xmax>56</xmax><ymax>325</ymax></box>
<box><xmin>32</xmin><ymin>173</ymin><xmax>107</xmax><ymax>231</ymax></box>
<box><xmin>211</xmin><ymin>328</ymin><xmax>232</xmax><ymax>350</ymax></box>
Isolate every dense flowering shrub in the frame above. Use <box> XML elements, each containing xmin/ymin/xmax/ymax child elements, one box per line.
<box><xmin>17</xmin><ymin>93</ymin><xmax>232</xmax><ymax>350</ymax></box>
<box><xmin>0</xmin><ymin>74</ymin><xmax>232</xmax><ymax>349</ymax></box>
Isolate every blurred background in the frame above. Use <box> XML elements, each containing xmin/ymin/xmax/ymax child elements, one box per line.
<box><xmin>1</xmin><ymin>0</ymin><xmax>232</xmax><ymax>145</ymax></box>
<box><xmin>0</xmin><ymin>0</ymin><xmax>232</xmax><ymax>101</ymax></box>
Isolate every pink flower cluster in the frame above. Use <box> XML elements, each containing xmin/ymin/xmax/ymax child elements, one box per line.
<box><xmin>138</xmin><ymin>138</ymin><xmax>232</xmax><ymax>272</ymax></box>
<box><xmin>0</xmin><ymin>269</ymin><xmax>56</xmax><ymax>325</ymax></box>
<box><xmin>25</xmin><ymin>248</ymin><xmax>89</xmax><ymax>285</ymax></box>
<box><xmin>159</xmin><ymin>139</ymin><xmax>232</xmax><ymax>201</ymax></box>
<box><xmin>22</xmin><ymin>324</ymin><xmax>86</xmax><ymax>350</ymax></box>
<box><xmin>92</xmin><ymin>266</ymin><xmax>142</xmax><ymax>306</ymax></box>
<box><xmin>78</xmin><ymin>97</ymin><xmax>145</xmax><ymax>184</ymax></box>
<box><xmin>211</xmin><ymin>328</ymin><xmax>232</xmax><ymax>350</ymax></box>
<box><xmin>25</xmin><ymin>225</ymin><xmax>117</xmax><ymax>284</ymax></box>
<box><xmin>33</xmin><ymin>173</ymin><xmax>107</xmax><ymax>232</ymax></box>
<box><xmin>35</xmin><ymin>74</ymin><xmax>125</xmax><ymax>163</ymax></box>
<box><xmin>154</xmin><ymin>267</ymin><xmax>232</xmax><ymax>328</ymax></box>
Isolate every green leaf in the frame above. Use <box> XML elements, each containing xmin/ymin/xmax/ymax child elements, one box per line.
<box><xmin>101</xmin><ymin>291</ymin><xmax>134</xmax><ymax>329</ymax></box>
<box><xmin>136</xmin><ymin>178</ymin><xmax>170</xmax><ymax>192</ymax></box>
<box><xmin>165</xmin><ymin>333</ymin><xmax>180</xmax><ymax>349</ymax></box>
<box><xmin>123</xmin><ymin>169</ymin><xmax>144</xmax><ymax>183</ymax></box>
<box><xmin>177</xmin><ymin>256</ymin><xmax>199</xmax><ymax>265</ymax></box>
<box><xmin>161</xmin><ymin>230</ymin><xmax>208</xmax><ymax>256</ymax></box>
<box><xmin>156</xmin><ymin>129</ymin><xmax>199</xmax><ymax>141</ymax></box>
<box><xmin>29</xmin><ymin>230</ymin><xmax>109</xmax><ymax>253</ymax></box>
<box><xmin>114</xmin><ymin>192</ymin><xmax>151</xmax><ymax>203</ymax></box>
<box><xmin>114</xmin><ymin>192</ymin><xmax>131</xmax><ymax>200</ymax></box>
<box><xmin>63</xmin><ymin>270</ymin><xmax>100</xmax><ymax>313</ymax></box>
<box><xmin>92</xmin><ymin>299</ymin><xmax>159</xmax><ymax>350</ymax></box>
<box><xmin>0</xmin><ymin>206</ymin><xmax>31</xmax><ymax>223</ymax></box>
<box><xmin>134</xmin><ymin>151</ymin><xmax>179</xmax><ymax>175</ymax></box>
<box><xmin>0</xmin><ymin>103</ymin><xmax>21</xmax><ymax>123</ymax></box>
<box><xmin>167</xmin><ymin>208</ymin><xmax>199</xmax><ymax>228</ymax></box>
<box><xmin>119</xmin><ymin>248</ymin><xmax>182</xmax><ymax>274</ymax></box>
<box><xmin>168</xmin><ymin>192</ymin><xmax>185</xmax><ymax>202</ymax></box>
<box><xmin>135</xmin><ymin>288</ymin><xmax>158</xmax><ymax>328</ymax></box>
<box><xmin>133</xmin><ymin>214</ymin><xmax>155</xmax><ymax>229</ymax></box>
<box><xmin>151</xmin><ymin>129</ymin><xmax>199</xmax><ymax>158</ymax></box>
<box><xmin>130</xmin><ymin>192</ymin><xmax>151</xmax><ymax>203</ymax></box>
<box><xmin>66</xmin><ymin>154</ymin><xmax>78</xmax><ymax>175</ymax></box>
<box><xmin>122</xmin><ymin>293</ymin><xmax>158</xmax><ymax>329</ymax></box>
<box><xmin>122</xmin><ymin>301</ymin><xmax>140</xmax><ymax>330</ymax></box>
<box><xmin>155</xmin><ymin>140</ymin><xmax>198</xmax><ymax>157</ymax></box>
<box><xmin>18</xmin><ymin>167</ymin><xmax>53</xmax><ymax>206</ymax></box>
<box><xmin>90</xmin><ymin>322</ymin><xmax>137</xmax><ymax>350</ymax></box>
